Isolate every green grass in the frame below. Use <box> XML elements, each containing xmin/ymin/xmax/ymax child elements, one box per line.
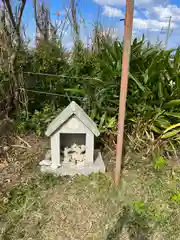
<box><xmin>1</xmin><ymin>157</ymin><xmax>180</xmax><ymax>240</ymax></box>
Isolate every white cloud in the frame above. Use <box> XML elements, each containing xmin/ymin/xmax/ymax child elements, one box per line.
<box><xmin>92</xmin><ymin>0</ymin><xmax>180</xmax><ymax>47</ymax></box>
<box><xmin>133</xmin><ymin>19</ymin><xmax>148</xmax><ymax>30</ymax></box>
<box><xmin>100</xmin><ymin>28</ymin><xmax>121</xmax><ymax>39</ymax></box>
<box><xmin>103</xmin><ymin>5</ymin><xmax>124</xmax><ymax>17</ymax></box>
<box><xmin>133</xmin><ymin>18</ymin><xmax>177</xmax><ymax>31</ymax></box>
<box><xmin>107</xmin><ymin>28</ymin><xmax>120</xmax><ymax>39</ymax></box>
<box><xmin>153</xmin><ymin>5</ymin><xmax>180</xmax><ymax>21</ymax></box>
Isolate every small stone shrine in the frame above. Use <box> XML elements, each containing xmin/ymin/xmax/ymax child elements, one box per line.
<box><xmin>39</xmin><ymin>101</ymin><xmax>105</xmax><ymax>176</ymax></box>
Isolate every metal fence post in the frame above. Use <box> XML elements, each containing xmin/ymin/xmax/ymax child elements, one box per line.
<box><xmin>114</xmin><ymin>0</ymin><xmax>134</xmax><ymax>185</ymax></box>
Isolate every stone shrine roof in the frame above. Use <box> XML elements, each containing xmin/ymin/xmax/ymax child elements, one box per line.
<box><xmin>45</xmin><ymin>101</ymin><xmax>100</xmax><ymax>137</ymax></box>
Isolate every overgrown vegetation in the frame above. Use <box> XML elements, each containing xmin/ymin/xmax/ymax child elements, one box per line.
<box><xmin>1</xmin><ymin>1</ymin><xmax>180</xmax><ymax>152</ymax></box>
<box><xmin>21</xmin><ymin>35</ymin><xmax>180</xmax><ymax>161</ymax></box>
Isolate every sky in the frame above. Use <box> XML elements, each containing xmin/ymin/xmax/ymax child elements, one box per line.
<box><xmin>23</xmin><ymin>0</ymin><xmax>180</xmax><ymax>49</ymax></box>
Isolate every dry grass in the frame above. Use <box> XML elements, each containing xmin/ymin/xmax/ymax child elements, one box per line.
<box><xmin>0</xmin><ymin>133</ymin><xmax>48</xmax><ymax>196</ymax></box>
<box><xmin>0</xmin><ymin>173</ymin><xmax>124</xmax><ymax>240</ymax></box>
<box><xmin>1</xmin><ymin>134</ymin><xmax>180</xmax><ymax>239</ymax></box>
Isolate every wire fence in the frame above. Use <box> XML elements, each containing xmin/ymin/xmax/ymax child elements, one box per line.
<box><xmin>1</xmin><ymin>70</ymin><xmax>98</xmax><ymax>118</ymax></box>
<box><xmin>24</xmin><ymin>71</ymin><xmax>103</xmax><ymax>82</ymax></box>
<box><xmin>24</xmin><ymin>71</ymin><xmax>94</xmax><ymax>99</ymax></box>
<box><xmin>26</xmin><ymin>89</ymin><xmax>85</xmax><ymax>99</ymax></box>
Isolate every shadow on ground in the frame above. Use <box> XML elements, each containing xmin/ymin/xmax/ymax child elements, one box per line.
<box><xmin>106</xmin><ymin>206</ymin><xmax>151</xmax><ymax>240</ymax></box>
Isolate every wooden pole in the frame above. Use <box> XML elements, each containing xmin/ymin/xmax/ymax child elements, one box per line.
<box><xmin>114</xmin><ymin>0</ymin><xmax>134</xmax><ymax>185</ymax></box>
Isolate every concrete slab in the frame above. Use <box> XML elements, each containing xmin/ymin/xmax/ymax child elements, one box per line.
<box><xmin>40</xmin><ymin>150</ymin><xmax>105</xmax><ymax>176</ymax></box>
<box><xmin>39</xmin><ymin>160</ymin><xmax>51</xmax><ymax>166</ymax></box>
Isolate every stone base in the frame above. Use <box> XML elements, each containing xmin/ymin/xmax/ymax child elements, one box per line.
<box><xmin>39</xmin><ymin>150</ymin><xmax>105</xmax><ymax>176</ymax></box>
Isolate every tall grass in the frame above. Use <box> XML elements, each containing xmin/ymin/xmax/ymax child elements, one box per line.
<box><xmin>19</xmin><ymin>29</ymin><xmax>180</xmax><ymax>158</ymax></box>
<box><xmin>0</xmin><ymin>0</ymin><xmax>180</xmax><ymax>157</ymax></box>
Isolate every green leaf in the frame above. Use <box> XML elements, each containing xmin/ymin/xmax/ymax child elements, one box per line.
<box><xmin>64</xmin><ymin>88</ymin><xmax>86</xmax><ymax>94</ymax></box>
<box><xmin>171</xmin><ymin>193</ymin><xmax>180</xmax><ymax>201</ymax></box>
<box><xmin>155</xmin><ymin>117</ymin><xmax>171</xmax><ymax>129</ymax></box>
<box><xmin>116</xmin><ymin>60</ymin><xmax>121</xmax><ymax>72</ymax></box>
<box><xmin>158</xmin><ymin>81</ymin><xmax>163</xmax><ymax>100</ymax></box>
<box><xmin>133</xmin><ymin>201</ymin><xmax>146</xmax><ymax>214</ymax></box>
<box><xmin>161</xmin><ymin>129</ymin><xmax>180</xmax><ymax>139</ymax></box>
<box><xmin>106</xmin><ymin>116</ymin><xmax>116</xmax><ymax>129</ymax></box>
<box><xmin>165</xmin><ymin>112</ymin><xmax>180</xmax><ymax>119</ymax></box>
<box><xmin>129</xmin><ymin>72</ymin><xmax>145</xmax><ymax>92</ymax></box>
<box><xmin>175</xmin><ymin>136</ymin><xmax>180</xmax><ymax>141</ymax></box>
<box><xmin>128</xmin><ymin>118</ymin><xmax>137</xmax><ymax>123</ymax></box>
<box><xmin>90</xmin><ymin>109</ymin><xmax>97</xmax><ymax>121</ymax></box>
<box><xmin>163</xmin><ymin>123</ymin><xmax>180</xmax><ymax>134</ymax></box>
<box><xmin>154</xmin><ymin>156</ymin><xmax>167</xmax><ymax>170</ymax></box>
<box><xmin>151</xmin><ymin>125</ymin><xmax>161</xmax><ymax>134</ymax></box>
<box><xmin>164</xmin><ymin>99</ymin><xmax>180</xmax><ymax>108</ymax></box>
<box><xmin>153</xmin><ymin>110</ymin><xmax>165</xmax><ymax>121</ymax></box>
<box><xmin>99</xmin><ymin>113</ymin><xmax>106</xmax><ymax>130</ymax></box>
<box><xmin>143</xmin><ymin>69</ymin><xmax>149</xmax><ymax>84</ymax></box>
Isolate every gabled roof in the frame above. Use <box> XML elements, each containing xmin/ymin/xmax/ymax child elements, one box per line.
<box><xmin>45</xmin><ymin>101</ymin><xmax>100</xmax><ymax>137</ymax></box>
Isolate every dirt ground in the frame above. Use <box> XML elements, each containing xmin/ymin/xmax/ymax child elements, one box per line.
<box><xmin>1</xmin><ymin>133</ymin><xmax>180</xmax><ymax>240</ymax></box>
<box><xmin>0</xmin><ymin>133</ymin><xmax>48</xmax><ymax>196</ymax></box>
<box><xmin>0</xmin><ymin>133</ymin><xmax>124</xmax><ymax>240</ymax></box>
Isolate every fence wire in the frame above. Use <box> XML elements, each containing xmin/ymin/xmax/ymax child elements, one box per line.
<box><xmin>24</xmin><ymin>71</ymin><xmax>103</xmax><ymax>82</ymax></box>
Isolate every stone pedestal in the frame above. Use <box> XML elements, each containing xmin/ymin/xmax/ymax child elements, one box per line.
<box><xmin>39</xmin><ymin>150</ymin><xmax>105</xmax><ymax>176</ymax></box>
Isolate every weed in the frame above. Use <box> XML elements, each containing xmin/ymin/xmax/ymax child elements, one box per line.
<box><xmin>16</xmin><ymin>105</ymin><xmax>62</xmax><ymax>136</ymax></box>
<box><xmin>154</xmin><ymin>155</ymin><xmax>167</xmax><ymax>170</ymax></box>
<box><xmin>171</xmin><ymin>192</ymin><xmax>180</xmax><ymax>201</ymax></box>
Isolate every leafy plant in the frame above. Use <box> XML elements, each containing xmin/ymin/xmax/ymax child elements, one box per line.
<box><xmin>1</xmin><ymin>7</ymin><xmax>179</xmax><ymax>159</ymax></box>
<box><xmin>171</xmin><ymin>192</ymin><xmax>180</xmax><ymax>201</ymax></box>
<box><xmin>17</xmin><ymin>104</ymin><xmax>62</xmax><ymax>136</ymax></box>
<box><xmin>154</xmin><ymin>155</ymin><xmax>167</xmax><ymax>170</ymax></box>
<box><xmin>133</xmin><ymin>201</ymin><xmax>147</xmax><ymax>215</ymax></box>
